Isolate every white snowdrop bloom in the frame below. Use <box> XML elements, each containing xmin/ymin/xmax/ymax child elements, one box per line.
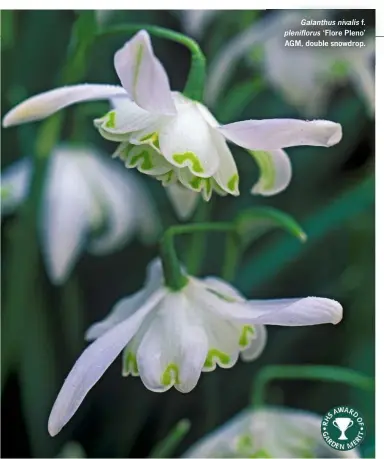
<box><xmin>183</xmin><ymin>407</ymin><xmax>360</xmax><ymax>458</ymax></box>
<box><xmin>3</xmin><ymin>30</ymin><xmax>342</xmax><ymax>219</ymax></box>
<box><xmin>1</xmin><ymin>145</ymin><xmax>159</xmax><ymax>284</ymax></box>
<box><xmin>206</xmin><ymin>11</ymin><xmax>375</xmax><ymax>118</ymax></box>
<box><xmin>48</xmin><ymin>258</ymin><xmax>342</xmax><ymax>436</ymax></box>
<box><xmin>179</xmin><ymin>10</ymin><xmax>219</xmax><ymax>39</ymax></box>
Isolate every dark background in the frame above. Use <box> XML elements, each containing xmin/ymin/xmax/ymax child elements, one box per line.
<box><xmin>1</xmin><ymin>9</ymin><xmax>375</xmax><ymax>458</ymax></box>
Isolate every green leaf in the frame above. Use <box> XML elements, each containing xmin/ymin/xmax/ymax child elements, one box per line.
<box><xmin>238</xmin><ymin>175</ymin><xmax>374</xmax><ymax>292</ymax></box>
<box><xmin>1</xmin><ymin>10</ymin><xmax>15</xmax><ymax>50</ymax></box>
<box><xmin>216</xmin><ymin>78</ymin><xmax>265</xmax><ymax>123</ymax></box>
<box><xmin>63</xmin><ymin>11</ymin><xmax>98</xmax><ymax>82</ymax></box>
<box><xmin>235</xmin><ymin>206</ymin><xmax>307</xmax><ymax>249</ymax></box>
<box><xmin>149</xmin><ymin>419</ymin><xmax>191</xmax><ymax>458</ymax></box>
<box><xmin>19</xmin><ymin>275</ymin><xmax>59</xmax><ymax>457</ymax></box>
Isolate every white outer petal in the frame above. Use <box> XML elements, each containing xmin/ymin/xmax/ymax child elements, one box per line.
<box><xmin>210</xmin><ymin>129</ymin><xmax>239</xmax><ymax>196</ymax></box>
<box><xmin>165</xmin><ymin>183</ymin><xmax>200</xmax><ymax>221</ymax></box>
<box><xmin>40</xmin><ymin>150</ymin><xmax>95</xmax><ymax>285</ymax></box>
<box><xmin>250</xmin><ymin>149</ymin><xmax>292</xmax><ymax>196</ymax></box>
<box><xmin>218</xmin><ymin>119</ymin><xmax>343</xmax><ymax>150</ymax></box>
<box><xmin>198</xmin><ymin>287</ymin><xmax>343</xmax><ymax>326</ymax></box>
<box><xmin>176</xmin><ymin>324</ymin><xmax>208</xmax><ymax>393</ymax></box>
<box><xmin>85</xmin><ymin>259</ymin><xmax>163</xmax><ymax>340</ymax></box>
<box><xmin>114</xmin><ymin>30</ymin><xmax>176</xmax><ymax>115</ymax></box>
<box><xmin>1</xmin><ymin>157</ymin><xmax>32</xmax><ymax>215</ymax></box>
<box><xmin>200</xmin><ymin>276</ymin><xmax>245</xmax><ymax>301</ymax></box>
<box><xmin>159</xmin><ymin>102</ymin><xmax>220</xmax><ymax>177</ymax></box>
<box><xmin>246</xmin><ymin>297</ymin><xmax>343</xmax><ymax>325</ymax></box>
<box><xmin>2</xmin><ymin>84</ymin><xmax>127</xmax><ymax>127</ymax></box>
<box><xmin>48</xmin><ymin>288</ymin><xmax>165</xmax><ymax>437</ymax></box>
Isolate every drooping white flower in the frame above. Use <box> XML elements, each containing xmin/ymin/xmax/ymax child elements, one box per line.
<box><xmin>3</xmin><ymin>30</ymin><xmax>343</xmax><ymax>219</ymax></box>
<box><xmin>1</xmin><ymin>145</ymin><xmax>159</xmax><ymax>284</ymax></box>
<box><xmin>48</xmin><ymin>258</ymin><xmax>342</xmax><ymax>436</ymax></box>
<box><xmin>183</xmin><ymin>406</ymin><xmax>360</xmax><ymax>458</ymax></box>
<box><xmin>206</xmin><ymin>10</ymin><xmax>375</xmax><ymax>118</ymax></box>
<box><xmin>179</xmin><ymin>10</ymin><xmax>219</xmax><ymax>39</ymax></box>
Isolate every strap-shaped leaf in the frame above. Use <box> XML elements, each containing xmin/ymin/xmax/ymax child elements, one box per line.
<box><xmin>63</xmin><ymin>11</ymin><xmax>98</xmax><ymax>82</ymax></box>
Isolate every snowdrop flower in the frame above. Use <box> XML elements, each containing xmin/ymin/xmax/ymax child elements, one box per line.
<box><xmin>179</xmin><ymin>10</ymin><xmax>219</xmax><ymax>39</ymax></box>
<box><xmin>3</xmin><ymin>30</ymin><xmax>342</xmax><ymax>219</ymax></box>
<box><xmin>1</xmin><ymin>145</ymin><xmax>159</xmax><ymax>284</ymax></box>
<box><xmin>183</xmin><ymin>406</ymin><xmax>360</xmax><ymax>458</ymax></box>
<box><xmin>206</xmin><ymin>10</ymin><xmax>374</xmax><ymax>117</ymax></box>
<box><xmin>48</xmin><ymin>258</ymin><xmax>342</xmax><ymax>436</ymax></box>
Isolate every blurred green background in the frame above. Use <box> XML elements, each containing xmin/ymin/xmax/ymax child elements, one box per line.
<box><xmin>1</xmin><ymin>9</ymin><xmax>375</xmax><ymax>458</ymax></box>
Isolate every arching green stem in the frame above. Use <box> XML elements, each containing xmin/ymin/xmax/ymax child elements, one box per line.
<box><xmin>149</xmin><ymin>419</ymin><xmax>191</xmax><ymax>458</ymax></box>
<box><xmin>252</xmin><ymin>365</ymin><xmax>375</xmax><ymax>407</ymax></box>
<box><xmin>160</xmin><ymin>222</ymin><xmax>236</xmax><ymax>290</ymax></box>
<box><xmin>97</xmin><ymin>24</ymin><xmax>206</xmax><ymax>101</ymax></box>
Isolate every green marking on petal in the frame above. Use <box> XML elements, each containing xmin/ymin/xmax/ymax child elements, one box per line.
<box><xmin>133</xmin><ymin>43</ymin><xmax>144</xmax><ymax>98</ymax></box>
<box><xmin>250</xmin><ymin>150</ymin><xmax>276</xmax><ymax>191</ymax></box>
<box><xmin>140</xmin><ymin>132</ymin><xmax>160</xmax><ymax>150</ymax></box>
<box><xmin>239</xmin><ymin>325</ymin><xmax>256</xmax><ymax>347</ymax></box>
<box><xmin>122</xmin><ymin>351</ymin><xmax>139</xmax><ymax>377</ymax></box>
<box><xmin>161</xmin><ymin>363</ymin><xmax>180</xmax><ymax>386</ymax></box>
<box><xmin>331</xmin><ymin>59</ymin><xmax>350</xmax><ymax>78</ymax></box>
<box><xmin>158</xmin><ymin>170</ymin><xmax>175</xmax><ymax>186</ymax></box>
<box><xmin>173</xmin><ymin>152</ymin><xmax>204</xmax><ymax>174</ymax></box>
<box><xmin>227</xmin><ymin>173</ymin><xmax>239</xmax><ymax>192</ymax></box>
<box><xmin>114</xmin><ymin>143</ymin><xmax>134</xmax><ymax>160</ymax></box>
<box><xmin>236</xmin><ymin>434</ymin><xmax>254</xmax><ymax>452</ymax></box>
<box><xmin>205</xmin><ymin>179</ymin><xmax>212</xmax><ymax>195</ymax></box>
<box><xmin>190</xmin><ymin>176</ymin><xmax>203</xmax><ymax>190</ymax></box>
<box><xmin>204</xmin><ymin>349</ymin><xmax>231</xmax><ymax>369</ymax></box>
<box><xmin>1</xmin><ymin>186</ymin><xmax>12</xmax><ymax>199</ymax></box>
<box><xmin>206</xmin><ymin>287</ymin><xmax>238</xmax><ymax>303</ymax></box>
<box><xmin>129</xmin><ymin>149</ymin><xmax>154</xmax><ymax>171</ymax></box>
<box><xmin>250</xmin><ymin>449</ymin><xmax>273</xmax><ymax>458</ymax></box>
<box><xmin>105</xmin><ymin>111</ymin><xmax>116</xmax><ymax>129</ymax></box>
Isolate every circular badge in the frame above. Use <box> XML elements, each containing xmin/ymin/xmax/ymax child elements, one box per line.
<box><xmin>321</xmin><ymin>405</ymin><xmax>366</xmax><ymax>451</ymax></box>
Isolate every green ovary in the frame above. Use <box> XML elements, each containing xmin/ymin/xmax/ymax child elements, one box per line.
<box><xmin>173</xmin><ymin>152</ymin><xmax>204</xmax><ymax>174</ymax></box>
<box><xmin>161</xmin><ymin>363</ymin><xmax>180</xmax><ymax>386</ymax></box>
<box><xmin>250</xmin><ymin>150</ymin><xmax>275</xmax><ymax>190</ymax></box>
<box><xmin>204</xmin><ymin>349</ymin><xmax>231</xmax><ymax>369</ymax></box>
<box><xmin>239</xmin><ymin>325</ymin><xmax>255</xmax><ymax>347</ymax></box>
<box><xmin>227</xmin><ymin>173</ymin><xmax>239</xmax><ymax>192</ymax></box>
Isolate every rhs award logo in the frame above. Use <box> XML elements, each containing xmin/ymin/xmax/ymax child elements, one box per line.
<box><xmin>321</xmin><ymin>405</ymin><xmax>366</xmax><ymax>451</ymax></box>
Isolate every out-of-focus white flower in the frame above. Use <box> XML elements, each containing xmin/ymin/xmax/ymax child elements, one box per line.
<box><xmin>56</xmin><ymin>441</ymin><xmax>86</xmax><ymax>458</ymax></box>
<box><xmin>183</xmin><ymin>407</ymin><xmax>360</xmax><ymax>458</ymax></box>
<box><xmin>3</xmin><ymin>30</ymin><xmax>343</xmax><ymax>220</ymax></box>
<box><xmin>48</xmin><ymin>258</ymin><xmax>343</xmax><ymax>436</ymax></box>
<box><xmin>206</xmin><ymin>11</ymin><xmax>375</xmax><ymax>117</ymax></box>
<box><xmin>179</xmin><ymin>10</ymin><xmax>219</xmax><ymax>39</ymax></box>
<box><xmin>1</xmin><ymin>145</ymin><xmax>159</xmax><ymax>284</ymax></box>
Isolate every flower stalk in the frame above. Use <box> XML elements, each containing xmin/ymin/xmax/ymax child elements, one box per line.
<box><xmin>252</xmin><ymin>364</ymin><xmax>375</xmax><ymax>407</ymax></box>
<box><xmin>97</xmin><ymin>24</ymin><xmax>206</xmax><ymax>101</ymax></box>
<box><xmin>160</xmin><ymin>222</ymin><xmax>236</xmax><ymax>290</ymax></box>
